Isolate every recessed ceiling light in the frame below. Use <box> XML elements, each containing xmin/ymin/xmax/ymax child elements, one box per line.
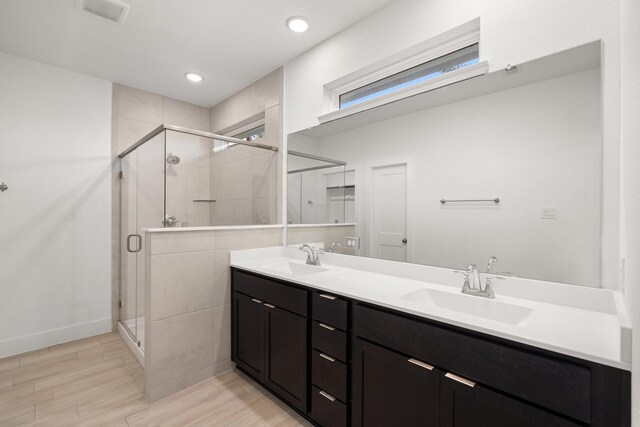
<box><xmin>185</xmin><ymin>73</ymin><xmax>203</xmax><ymax>82</ymax></box>
<box><xmin>287</xmin><ymin>17</ymin><xmax>309</xmax><ymax>33</ymax></box>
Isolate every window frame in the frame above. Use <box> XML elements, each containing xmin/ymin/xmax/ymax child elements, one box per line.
<box><xmin>213</xmin><ymin>117</ymin><xmax>266</xmax><ymax>153</ymax></box>
<box><xmin>320</xmin><ymin>19</ymin><xmax>487</xmax><ymax>124</ymax></box>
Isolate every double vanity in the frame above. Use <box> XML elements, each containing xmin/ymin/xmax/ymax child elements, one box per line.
<box><xmin>230</xmin><ymin>246</ymin><xmax>631</xmax><ymax>426</ymax></box>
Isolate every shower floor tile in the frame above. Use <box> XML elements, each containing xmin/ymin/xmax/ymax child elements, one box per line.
<box><xmin>123</xmin><ymin>316</ymin><xmax>145</xmax><ymax>351</ymax></box>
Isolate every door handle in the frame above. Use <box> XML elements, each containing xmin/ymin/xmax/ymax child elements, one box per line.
<box><xmin>408</xmin><ymin>358</ymin><xmax>434</xmax><ymax>370</ymax></box>
<box><xmin>126</xmin><ymin>234</ymin><xmax>142</xmax><ymax>253</ymax></box>
<box><xmin>402</xmin><ymin>238</ymin><xmax>407</xmax><ymax>244</ymax></box>
<box><xmin>319</xmin><ymin>390</ymin><xmax>336</xmax><ymax>402</ymax></box>
<box><xmin>319</xmin><ymin>353</ymin><xmax>336</xmax><ymax>362</ymax></box>
<box><xmin>445</xmin><ymin>372</ymin><xmax>476</xmax><ymax>388</ymax></box>
<box><xmin>0</xmin><ymin>182</ymin><xmax>7</xmax><ymax>192</ymax></box>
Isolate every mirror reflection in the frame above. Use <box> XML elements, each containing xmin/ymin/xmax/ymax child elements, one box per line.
<box><xmin>286</xmin><ymin>43</ymin><xmax>602</xmax><ymax>287</ymax></box>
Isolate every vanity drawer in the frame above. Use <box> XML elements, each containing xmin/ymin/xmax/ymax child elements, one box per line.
<box><xmin>313</xmin><ymin>291</ymin><xmax>348</xmax><ymax>330</ymax></box>
<box><xmin>313</xmin><ymin>321</ymin><xmax>347</xmax><ymax>363</ymax></box>
<box><xmin>312</xmin><ymin>350</ymin><xmax>347</xmax><ymax>403</ymax></box>
<box><xmin>233</xmin><ymin>270</ymin><xmax>307</xmax><ymax>317</ymax></box>
<box><xmin>353</xmin><ymin>304</ymin><xmax>591</xmax><ymax>424</ymax></box>
<box><xmin>311</xmin><ymin>386</ymin><xmax>347</xmax><ymax>427</ymax></box>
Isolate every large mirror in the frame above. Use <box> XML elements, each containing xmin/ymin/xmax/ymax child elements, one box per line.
<box><xmin>286</xmin><ymin>42</ymin><xmax>603</xmax><ymax>287</ymax></box>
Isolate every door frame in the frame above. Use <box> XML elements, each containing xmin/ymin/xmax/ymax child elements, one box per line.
<box><xmin>365</xmin><ymin>160</ymin><xmax>413</xmax><ymax>263</ymax></box>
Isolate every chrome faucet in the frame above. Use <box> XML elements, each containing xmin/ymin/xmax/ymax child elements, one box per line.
<box><xmin>455</xmin><ymin>264</ymin><xmax>496</xmax><ymax>299</ymax></box>
<box><xmin>487</xmin><ymin>256</ymin><xmax>498</xmax><ymax>274</ymax></box>
<box><xmin>486</xmin><ymin>256</ymin><xmax>516</xmax><ymax>277</ymax></box>
<box><xmin>329</xmin><ymin>241</ymin><xmax>342</xmax><ymax>253</ymax></box>
<box><xmin>299</xmin><ymin>244</ymin><xmax>322</xmax><ymax>266</ymax></box>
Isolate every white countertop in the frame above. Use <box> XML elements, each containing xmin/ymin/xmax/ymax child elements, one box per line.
<box><xmin>230</xmin><ymin>247</ymin><xmax>632</xmax><ymax>370</ymax></box>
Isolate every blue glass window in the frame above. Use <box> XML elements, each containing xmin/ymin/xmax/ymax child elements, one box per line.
<box><xmin>339</xmin><ymin>44</ymin><xmax>479</xmax><ymax>109</ymax></box>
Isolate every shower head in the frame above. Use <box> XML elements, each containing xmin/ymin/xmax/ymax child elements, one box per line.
<box><xmin>166</xmin><ymin>153</ymin><xmax>181</xmax><ymax>165</ymax></box>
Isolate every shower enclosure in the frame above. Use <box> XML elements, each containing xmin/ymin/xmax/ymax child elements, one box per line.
<box><xmin>287</xmin><ymin>150</ymin><xmax>350</xmax><ymax>224</ymax></box>
<box><xmin>118</xmin><ymin>125</ymin><xmax>278</xmax><ymax>350</ymax></box>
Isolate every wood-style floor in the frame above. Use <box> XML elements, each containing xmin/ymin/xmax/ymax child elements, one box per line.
<box><xmin>0</xmin><ymin>333</ymin><xmax>312</xmax><ymax>426</ymax></box>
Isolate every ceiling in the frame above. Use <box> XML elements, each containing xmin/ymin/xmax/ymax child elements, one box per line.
<box><xmin>0</xmin><ymin>0</ymin><xmax>396</xmax><ymax>107</ymax></box>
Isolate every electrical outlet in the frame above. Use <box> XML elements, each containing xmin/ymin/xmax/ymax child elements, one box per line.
<box><xmin>541</xmin><ymin>206</ymin><xmax>557</xmax><ymax>219</ymax></box>
<box><xmin>345</xmin><ymin>236</ymin><xmax>360</xmax><ymax>249</ymax></box>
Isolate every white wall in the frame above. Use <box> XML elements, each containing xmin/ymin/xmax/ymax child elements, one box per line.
<box><xmin>0</xmin><ymin>52</ymin><xmax>112</xmax><ymax>357</ymax></box>
<box><xmin>284</xmin><ymin>0</ymin><xmax>621</xmax><ymax>289</ymax></box>
<box><xmin>296</xmin><ymin>69</ymin><xmax>601</xmax><ymax>287</ymax></box>
<box><xmin>621</xmin><ymin>0</ymin><xmax>640</xmax><ymax>423</ymax></box>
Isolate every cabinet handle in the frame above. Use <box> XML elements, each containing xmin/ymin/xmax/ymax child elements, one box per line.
<box><xmin>319</xmin><ymin>294</ymin><xmax>337</xmax><ymax>300</ymax></box>
<box><xmin>319</xmin><ymin>353</ymin><xmax>335</xmax><ymax>362</ymax></box>
<box><xmin>251</xmin><ymin>298</ymin><xmax>262</xmax><ymax>304</ymax></box>
<box><xmin>445</xmin><ymin>372</ymin><xmax>476</xmax><ymax>388</ymax></box>
<box><xmin>318</xmin><ymin>323</ymin><xmax>335</xmax><ymax>331</ymax></box>
<box><xmin>264</xmin><ymin>303</ymin><xmax>275</xmax><ymax>309</ymax></box>
<box><xmin>408</xmin><ymin>358</ymin><xmax>434</xmax><ymax>371</ymax></box>
<box><xmin>319</xmin><ymin>390</ymin><xmax>336</xmax><ymax>402</ymax></box>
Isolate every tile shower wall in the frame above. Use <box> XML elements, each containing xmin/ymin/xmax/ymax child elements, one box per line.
<box><xmin>165</xmin><ymin>131</ymin><xmax>213</xmax><ymax>227</ymax></box>
<box><xmin>209</xmin><ymin>68</ymin><xmax>284</xmax><ymax>226</ymax></box>
<box><xmin>111</xmin><ymin>84</ymin><xmax>211</xmax><ymax>331</ymax></box>
<box><xmin>287</xmin><ymin>225</ymin><xmax>357</xmax><ymax>256</ymax></box>
<box><xmin>143</xmin><ymin>227</ymin><xmax>283</xmax><ymax>402</ymax></box>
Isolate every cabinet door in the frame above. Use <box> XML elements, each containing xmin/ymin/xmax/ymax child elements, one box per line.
<box><xmin>264</xmin><ymin>304</ymin><xmax>308</xmax><ymax>412</ymax></box>
<box><xmin>352</xmin><ymin>339</ymin><xmax>441</xmax><ymax>427</ymax></box>
<box><xmin>233</xmin><ymin>292</ymin><xmax>265</xmax><ymax>380</ymax></box>
<box><xmin>440</xmin><ymin>375</ymin><xmax>581</xmax><ymax>427</ymax></box>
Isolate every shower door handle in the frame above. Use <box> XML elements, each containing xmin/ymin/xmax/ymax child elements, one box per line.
<box><xmin>127</xmin><ymin>234</ymin><xmax>142</xmax><ymax>253</ymax></box>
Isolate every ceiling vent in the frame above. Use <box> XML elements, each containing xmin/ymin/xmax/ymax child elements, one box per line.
<box><xmin>76</xmin><ymin>0</ymin><xmax>130</xmax><ymax>25</ymax></box>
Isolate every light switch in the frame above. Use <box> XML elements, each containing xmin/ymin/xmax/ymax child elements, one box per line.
<box><xmin>541</xmin><ymin>206</ymin><xmax>557</xmax><ymax>219</ymax></box>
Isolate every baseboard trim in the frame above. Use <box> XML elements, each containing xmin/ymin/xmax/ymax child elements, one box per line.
<box><xmin>0</xmin><ymin>317</ymin><xmax>112</xmax><ymax>358</ymax></box>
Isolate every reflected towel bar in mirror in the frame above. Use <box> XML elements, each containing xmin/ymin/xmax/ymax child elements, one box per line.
<box><xmin>440</xmin><ymin>198</ymin><xmax>500</xmax><ymax>204</ymax></box>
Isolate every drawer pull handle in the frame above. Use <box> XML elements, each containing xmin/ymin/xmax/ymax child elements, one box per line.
<box><xmin>251</xmin><ymin>298</ymin><xmax>262</xmax><ymax>304</ymax></box>
<box><xmin>408</xmin><ymin>358</ymin><xmax>434</xmax><ymax>371</ymax></box>
<box><xmin>319</xmin><ymin>294</ymin><xmax>337</xmax><ymax>300</ymax></box>
<box><xmin>318</xmin><ymin>323</ymin><xmax>335</xmax><ymax>331</ymax></box>
<box><xmin>264</xmin><ymin>303</ymin><xmax>276</xmax><ymax>309</ymax></box>
<box><xmin>319</xmin><ymin>390</ymin><xmax>336</xmax><ymax>402</ymax></box>
<box><xmin>319</xmin><ymin>353</ymin><xmax>335</xmax><ymax>362</ymax></box>
<box><xmin>445</xmin><ymin>372</ymin><xmax>476</xmax><ymax>388</ymax></box>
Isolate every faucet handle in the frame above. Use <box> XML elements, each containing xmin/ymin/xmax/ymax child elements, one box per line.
<box><xmin>466</xmin><ymin>264</ymin><xmax>479</xmax><ymax>273</ymax></box>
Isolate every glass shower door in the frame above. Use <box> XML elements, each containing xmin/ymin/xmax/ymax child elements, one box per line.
<box><xmin>120</xmin><ymin>150</ymin><xmax>139</xmax><ymax>342</ymax></box>
<box><xmin>119</xmin><ymin>131</ymin><xmax>165</xmax><ymax>348</ymax></box>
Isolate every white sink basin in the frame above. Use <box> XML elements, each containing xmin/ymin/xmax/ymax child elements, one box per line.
<box><xmin>261</xmin><ymin>260</ymin><xmax>329</xmax><ymax>276</ymax></box>
<box><xmin>401</xmin><ymin>288</ymin><xmax>533</xmax><ymax>325</ymax></box>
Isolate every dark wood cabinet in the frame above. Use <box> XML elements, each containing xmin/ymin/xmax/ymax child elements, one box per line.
<box><xmin>231</xmin><ymin>268</ymin><xmax>630</xmax><ymax>427</ymax></box>
<box><xmin>233</xmin><ymin>292</ymin><xmax>265</xmax><ymax>380</ymax></box>
<box><xmin>352</xmin><ymin>339</ymin><xmax>441</xmax><ymax>427</ymax></box>
<box><xmin>231</xmin><ymin>270</ymin><xmax>308</xmax><ymax>413</ymax></box>
<box><xmin>264</xmin><ymin>304</ymin><xmax>308</xmax><ymax>412</ymax></box>
<box><xmin>352</xmin><ymin>336</ymin><xmax>579</xmax><ymax>427</ymax></box>
<box><xmin>440</xmin><ymin>377</ymin><xmax>580</xmax><ymax>427</ymax></box>
<box><xmin>311</xmin><ymin>386</ymin><xmax>348</xmax><ymax>427</ymax></box>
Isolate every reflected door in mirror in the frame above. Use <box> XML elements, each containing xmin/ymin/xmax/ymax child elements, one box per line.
<box><xmin>373</xmin><ymin>164</ymin><xmax>407</xmax><ymax>262</ymax></box>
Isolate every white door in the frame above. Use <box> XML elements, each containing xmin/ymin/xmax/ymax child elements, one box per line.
<box><xmin>372</xmin><ymin>164</ymin><xmax>407</xmax><ymax>262</ymax></box>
